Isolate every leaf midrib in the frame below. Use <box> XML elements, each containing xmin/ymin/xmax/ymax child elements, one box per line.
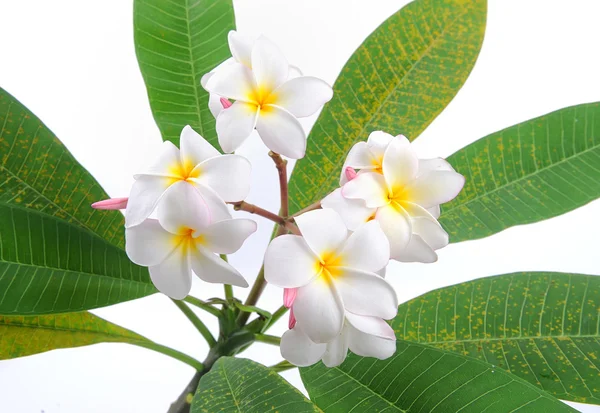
<box><xmin>416</xmin><ymin>333</ymin><xmax>600</xmax><ymax>345</ymax></box>
<box><xmin>183</xmin><ymin>0</ymin><xmax>204</xmax><ymax>138</ymax></box>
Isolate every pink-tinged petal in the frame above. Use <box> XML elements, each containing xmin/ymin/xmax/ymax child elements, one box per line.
<box><xmin>293</xmin><ymin>277</ymin><xmax>345</xmax><ymax>343</ymax></box>
<box><xmin>264</xmin><ymin>234</ymin><xmax>319</xmax><ymax>288</ymax></box>
<box><xmin>334</xmin><ymin>267</ymin><xmax>398</xmax><ymax>319</ymax></box>
<box><xmin>322</xmin><ymin>327</ymin><xmax>349</xmax><ymax>368</ymax></box>
<box><xmin>338</xmin><ymin>220</ymin><xmax>389</xmax><ymax>273</ymax></box>
<box><xmin>382</xmin><ymin>138</ymin><xmax>419</xmax><ymax>191</ymax></box>
<box><xmin>272</xmin><ymin>76</ymin><xmax>333</xmax><ymax>118</ymax></box>
<box><xmin>216</xmin><ymin>101</ymin><xmax>260</xmax><ymax>154</ymax></box>
<box><xmin>394</xmin><ymin>234</ymin><xmax>437</xmax><ymax>263</ymax></box>
<box><xmin>91</xmin><ymin>197</ymin><xmax>128</xmax><ymax>210</ymax></box>
<box><xmin>157</xmin><ymin>181</ymin><xmax>210</xmax><ymax>234</ymax></box>
<box><xmin>321</xmin><ymin>188</ymin><xmax>374</xmax><ymax>231</ymax></box>
<box><xmin>202</xmin><ymin>218</ymin><xmax>256</xmax><ymax>254</ymax></box>
<box><xmin>288</xmin><ymin>307</ymin><xmax>297</xmax><ymax>329</ymax></box>
<box><xmin>125</xmin><ymin>175</ymin><xmax>171</xmax><ymax>228</ymax></box>
<box><xmin>347</xmin><ymin>320</ymin><xmax>396</xmax><ymax>360</ymax></box>
<box><xmin>190</xmin><ymin>247</ymin><xmax>248</xmax><ymax>287</ymax></box>
<box><xmin>375</xmin><ymin>204</ymin><xmax>412</xmax><ymax>257</ymax></box>
<box><xmin>125</xmin><ymin>219</ymin><xmax>176</xmax><ymax>267</ymax></box>
<box><xmin>251</xmin><ymin>36</ymin><xmax>289</xmax><ymax>91</ymax></box>
<box><xmin>345</xmin><ymin>167</ymin><xmax>358</xmax><ymax>181</ymax></box>
<box><xmin>280</xmin><ymin>327</ymin><xmax>325</xmax><ymax>367</ymax></box>
<box><xmin>220</xmin><ymin>97</ymin><xmax>233</xmax><ymax>109</ymax></box>
<box><xmin>256</xmin><ymin>105</ymin><xmax>306</xmax><ymax>159</ymax></box>
<box><xmin>134</xmin><ymin>141</ymin><xmax>181</xmax><ymax>179</ymax></box>
<box><xmin>405</xmin><ymin>170</ymin><xmax>465</xmax><ymax>208</ymax></box>
<box><xmin>149</xmin><ymin>245</ymin><xmax>192</xmax><ymax>300</ymax></box>
<box><xmin>366</xmin><ymin>131</ymin><xmax>397</xmax><ymax>161</ymax></box>
<box><xmin>284</xmin><ymin>288</ymin><xmax>297</xmax><ymax>308</ymax></box>
<box><xmin>345</xmin><ymin>312</ymin><xmax>396</xmax><ymax>340</ymax></box>
<box><xmin>192</xmin><ymin>154</ymin><xmax>251</xmax><ymax>202</ymax></box>
<box><xmin>180</xmin><ymin>125</ymin><xmax>220</xmax><ymax>165</ymax></box>
<box><xmin>193</xmin><ymin>184</ymin><xmax>232</xmax><ymax>223</ymax></box>
<box><xmin>294</xmin><ymin>209</ymin><xmax>348</xmax><ymax>258</ymax></box>
<box><xmin>204</xmin><ymin>62</ymin><xmax>257</xmax><ymax>103</ymax></box>
<box><xmin>228</xmin><ymin>30</ymin><xmax>254</xmax><ymax>67</ymax></box>
<box><xmin>418</xmin><ymin>158</ymin><xmax>455</xmax><ymax>175</ymax></box>
<box><xmin>341</xmin><ymin>172</ymin><xmax>388</xmax><ymax>208</ymax></box>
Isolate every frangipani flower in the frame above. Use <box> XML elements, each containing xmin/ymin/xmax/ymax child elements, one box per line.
<box><xmin>125</xmin><ymin>125</ymin><xmax>251</xmax><ymax>228</ymax></box>
<box><xmin>126</xmin><ymin>183</ymin><xmax>255</xmax><ymax>299</ymax></box>
<box><xmin>264</xmin><ymin>209</ymin><xmax>397</xmax><ymax>343</ymax></box>
<box><xmin>281</xmin><ymin>311</ymin><xmax>396</xmax><ymax>367</ymax></box>
<box><xmin>324</xmin><ymin>137</ymin><xmax>464</xmax><ymax>263</ymax></box>
<box><xmin>204</xmin><ymin>33</ymin><xmax>333</xmax><ymax>159</ymax></box>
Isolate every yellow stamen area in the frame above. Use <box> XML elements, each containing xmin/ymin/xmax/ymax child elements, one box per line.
<box><xmin>314</xmin><ymin>251</ymin><xmax>344</xmax><ymax>285</ymax></box>
<box><xmin>371</xmin><ymin>156</ymin><xmax>384</xmax><ymax>174</ymax></box>
<box><xmin>167</xmin><ymin>158</ymin><xmax>201</xmax><ymax>186</ymax></box>
<box><xmin>171</xmin><ymin>228</ymin><xmax>205</xmax><ymax>250</ymax></box>
<box><xmin>386</xmin><ymin>186</ymin><xmax>414</xmax><ymax>212</ymax></box>
<box><xmin>247</xmin><ymin>85</ymin><xmax>278</xmax><ymax>111</ymax></box>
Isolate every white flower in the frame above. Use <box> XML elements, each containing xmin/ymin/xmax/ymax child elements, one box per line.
<box><xmin>264</xmin><ymin>209</ymin><xmax>396</xmax><ymax>343</ymax></box>
<box><xmin>280</xmin><ymin>311</ymin><xmax>396</xmax><ymax>367</ymax></box>
<box><xmin>323</xmin><ymin>135</ymin><xmax>464</xmax><ymax>263</ymax></box>
<box><xmin>125</xmin><ymin>183</ymin><xmax>256</xmax><ymax>299</ymax></box>
<box><xmin>204</xmin><ymin>32</ymin><xmax>333</xmax><ymax>159</ymax></box>
<box><xmin>125</xmin><ymin>125</ymin><xmax>251</xmax><ymax>228</ymax></box>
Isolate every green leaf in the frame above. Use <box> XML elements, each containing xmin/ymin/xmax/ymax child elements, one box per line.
<box><xmin>0</xmin><ymin>87</ymin><xmax>125</xmax><ymax>249</ymax></box>
<box><xmin>288</xmin><ymin>0</ymin><xmax>487</xmax><ymax>213</ymax></box>
<box><xmin>393</xmin><ymin>272</ymin><xmax>600</xmax><ymax>404</ymax></box>
<box><xmin>134</xmin><ymin>0</ymin><xmax>235</xmax><ymax>147</ymax></box>
<box><xmin>441</xmin><ymin>102</ymin><xmax>600</xmax><ymax>242</ymax></box>
<box><xmin>300</xmin><ymin>340</ymin><xmax>576</xmax><ymax>412</ymax></box>
<box><xmin>0</xmin><ymin>311</ymin><xmax>149</xmax><ymax>360</ymax></box>
<box><xmin>192</xmin><ymin>357</ymin><xmax>320</xmax><ymax>413</ymax></box>
<box><xmin>0</xmin><ymin>88</ymin><xmax>155</xmax><ymax>314</ymax></box>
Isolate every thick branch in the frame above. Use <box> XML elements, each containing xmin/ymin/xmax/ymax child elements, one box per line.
<box><xmin>269</xmin><ymin>151</ymin><xmax>289</xmax><ymax>218</ymax></box>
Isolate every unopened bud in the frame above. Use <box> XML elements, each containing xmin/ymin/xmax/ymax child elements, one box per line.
<box><xmin>288</xmin><ymin>308</ymin><xmax>296</xmax><ymax>329</ymax></box>
<box><xmin>220</xmin><ymin>97</ymin><xmax>233</xmax><ymax>109</ymax></box>
<box><xmin>344</xmin><ymin>166</ymin><xmax>358</xmax><ymax>181</ymax></box>
<box><xmin>91</xmin><ymin>197</ymin><xmax>129</xmax><ymax>210</ymax></box>
<box><xmin>283</xmin><ymin>288</ymin><xmax>297</xmax><ymax>308</ymax></box>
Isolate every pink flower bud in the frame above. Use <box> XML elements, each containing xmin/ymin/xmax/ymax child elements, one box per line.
<box><xmin>91</xmin><ymin>197</ymin><xmax>129</xmax><ymax>210</ymax></box>
<box><xmin>288</xmin><ymin>307</ymin><xmax>296</xmax><ymax>329</ymax></box>
<box><xmin>283</xmin><ymin>288</ymin><xmax>297</xmax><ymax>308</ymax></box>
<box><xmin>220</xmin><ymin>97</ymin><xmax>233</xmax><ymax>109</ymax></box>
<box><xmin>344</xmin><ymin>166</ymin><xmax>358</xmax><ymax>181</ymax></box>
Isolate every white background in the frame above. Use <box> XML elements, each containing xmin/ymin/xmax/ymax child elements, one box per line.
<box><xmin>0</xmin><ymin>0</ymin><xmax>599</xmax><ymax>412</ymax></box>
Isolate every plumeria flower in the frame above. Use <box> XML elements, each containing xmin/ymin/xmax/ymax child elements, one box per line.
<box><xmin>126</xmin><ymin>183</ymin><xmax>256</xmax><ymax>299</ymax></box>
<box><xmin>324</xmin><ymin>137</ymin><xmax>464</xmax><ymax>263</ymax></box>
<box><xmin>281</xmin><ymin>311</ymin><xmax>396</xmax><ymax>367</ymax></box>
<box><xmin>264</xmin><ymin>209</ymin><xmax>397</xmax><ymax>343</ymax></box>
<box><xmin>125</xmin><ymin>125</ymin><xmax>251</xmax><ymax>228</ymax></box>
<box><xmin>204</xmin><ymin>33</ymin><xmax>333</xmax><ymax>159</ymax></box>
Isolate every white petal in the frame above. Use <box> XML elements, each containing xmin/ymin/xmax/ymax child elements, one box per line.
<box><xmin>321</xmin><ymin>188</ymin><xmax>375</xmax><ymax>231</ymax></box>
<box><xmin>264</xmin><ymin>235</ymin><xmax>319</xmax><ymax>288</ymax></box>
<box><xmin>200</xmin><ymin>71</ymin><xmax>213</xmax><ymax>89</ymax></box>
<box><xmin>394</xmin><ymin>234</ymin><xmax>437</xmax><ymax>263</ymax></box>
<box><xmin>418</xmin><ymin>158</ymin><xmax>455</xmax><ymax>174</ymax></box>
<box><xmin>216</xmin><ymin>101</ymin><xmax>259</xmax><ymax>154</ymax></box>
<box><xmin>228</xmin><ymin>30</ymin><xmax>254</xmax><ymax>67</ymax></box>
<box><xmin>334</xmin><ymin>267</ymin><xmax>398</xmax><ymax>319</ymax></box>
<box><xmin>251</xmin><ymin>36</ymin><xmax>289</xmax><ymax>91</ymax></box>
<box><xmin>149</xmin><ymin>246</ymin><xmax>192</xmax><ymax>300</ymax></box>
<box><xmin>376</xmin><ymin>204</ymin><xmax>412</xmax><ymax>257</ymax></box>
<box><xmin>338</xmin><ymin>220</ymin><xmax>389</xmax><ymax>272</ymax></box>
<box><xmin>190</xmin><ymin>247</ymin><xmax>248</xmax><ymax>287</ymax></box>
<box><xmin>322</xmin><ymin>327</ymin><xmax>349</xmax><ymax>368</ymax></box>
<box><xmin>406</xmin><ymin>170</ymin><xmax>465</xmax><ymax>208</ymax></box>
<box><xmin>180</xmin><ymin>125</ymin><xmax>220</xmax><ymax>165</ymax></box>
<box><xmin>202</xmin><ymin>218</ymin><xmax>256</xmax><ymax>254</ymax></box>
<box><xmin>280</xmin><ymin>328</ymin><xmax>326</xmax><ymax>367</ymax></box>
<box><xmin>293</xmin><ymin>277</ymin><xmax>345</xmax><ymax>343</ymax></box>
<box><xmin>402</xmin><ymin>203</ymin><xmax>449</xmax><ymax>250</ymax></box>
<box><xmin>340</xmin><ymin>142</ymin><xmax>378</xmax><ymax>184</ymax></box>
<box><xmin>288</xmin><ymin>65</ymin><xmax>303</xmax><ymax>79</ymax></box>
<box><xmin>294</xmin><ymin>209</ymin><xmax>348</xmax><ymax>258</ymax></box>
<box><xmin>125</xmin><ymin>175</ymin><xmax>170</xmax><ymax>228</ymax></box>
<box><xmin>208</xmin><ymin>93</ymin><xmax>224</xmax><ymax>118</ymax></box>
<box><xmin>341</xmin><ymin>172</ymin><xmax>388</xmax><ymax>208</ymax></box>
<box><xmin>135</xmin><ymin>141</ymin><xmax>181</xmax><ymax>178</ymax></box>
<box><xmin>348</xmin><ymin>322</ymin><xmax>396</xmax><ymax>360</ymax></box>
<box><xmin>366</xmin><ymin>131</ymin><xmax>397</xmax><ymax>161</ymax></box>
<box><xmin>125</xmin><ymin>219</ymin><xmax>175</xmax><ymax>267</ymax></box>
<box><xmin>345</xmin><ymin>312</ymin><xmax>396</xmax><ymax>340</ymax></box>
<box><xmin>192</xmin><ymin>155</ymin><xmax>251</xmax><ymax>202</ymax></box>
<box><xmin>204</xmin><ymin>63</ymin><xmax>257</xmax><ymax>103</ymax></box>
<box><xmin>194</xmin><ymin>184</ymin><xmax>232</xmax><ymax>222</ymax></box>
<box><xmin>427</xmin><ymin>205</ymin><xmax>441</xmax><ymax>219</ymax></box>
<box><xmin>272</xmin><ymin>76</ymin><xmax>332</xmax><ymax>118</ymax></box>
<box><xmin>382</xmin><ymin>137</ymin><xmax>419</xmax><ymax>191</ymax></box>
<box><xmin>256</xmin><ymin>105</ymin><xmax>306</xmax><ymax>159</ymax></box>
<box><xmin>157</xmin><ymin>181</ymin><xmax>210</xmax><ymax>234</ymax></box>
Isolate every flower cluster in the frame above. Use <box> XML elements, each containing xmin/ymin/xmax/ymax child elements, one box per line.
<box><xmin>92</xmin><ymin>31</ymin><xmax>464</xmax><ymax>369</ymax></box>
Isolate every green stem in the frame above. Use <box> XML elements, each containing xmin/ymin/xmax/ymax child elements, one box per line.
<box><xmin>265</xmin><ymin>305</ymin><xmax>289</xmax><ymax>332</ymax></box>
<box><xmin>270</xmin><ymin>360</ymin><xmax>296</xmax><ymax>373</ymax></box>
<box><xmin>254</xmin><ymin>333</ymin><xmax>281</xmax><ymax>346</ymax></box>
<box><xmin>184</xmin><ymin>296</ymin><xmax>220</xmax><ymax>317</ymax></box>
<box><xmin>135</xmin><ymin>341</ymin><xmax>203</xmax><ymax>371</ymax></box>
<box><xmin>172</xmin><ymin>299</ymin><xmax>217</xmax><ymax>347</ymax></box>
<box><xmin>224</xmin><ymin>285</ymin><xmax>233</xmax><ymax>301</ymax></box>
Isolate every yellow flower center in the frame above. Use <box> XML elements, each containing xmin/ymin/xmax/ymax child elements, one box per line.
<box><xmin>386</xmin><ymin>186</ymin><xmax>413</xmax><ymax>211</ymax></box>
<box><xmin>248</xmin><ymin>85</ymin><xmax>278</xmax><ymax>111</ymax></box>
<box><xmin>172</xmin><ymin>227</ymin><xmax>205</xmax><ymax>250</ymax></box>
<box><xmin>315</xmin><ymin>250</ymin><xmax>344</xmax><ymax>284</ymax></box>
<box><xmin>168</xmin><ymin>158</ymin><xmax>201</xmax><ymax>185</ymax></box>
